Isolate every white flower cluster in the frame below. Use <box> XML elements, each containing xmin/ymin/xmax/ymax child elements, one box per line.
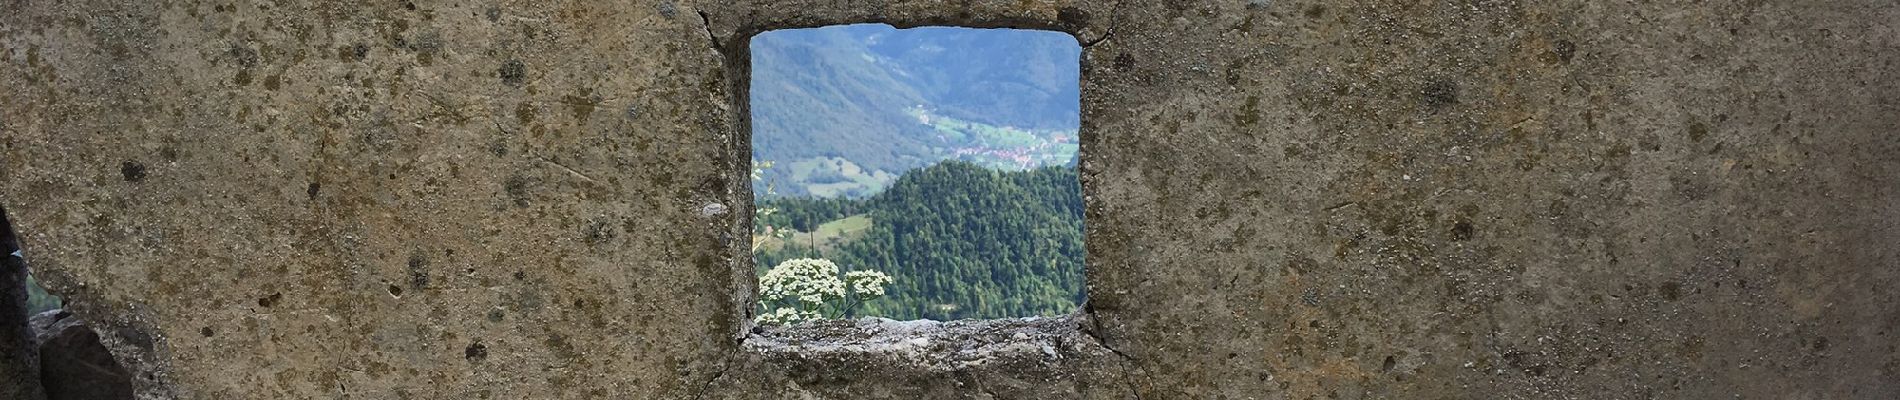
<box><xmin>758</xmin><ymin>258</ymin><xmax>845</xmax><ymax>305</ymax></box>
<box><xmin>844</xmin><ymin>270</ymin><xmax>893</xmax><ymax>297</ymax></box>
<box><xmin>753</xmin><ymin>258</ymin><xmax>896</xmax><ymax>326</ymax></box>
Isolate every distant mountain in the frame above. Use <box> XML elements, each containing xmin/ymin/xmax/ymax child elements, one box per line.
<box><xmin>750</xmin><ymin>24</ymin><xmax>1081</xmax><ymax>198</ymax></box>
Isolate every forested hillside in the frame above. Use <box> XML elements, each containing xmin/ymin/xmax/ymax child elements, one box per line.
<box><xmin>754</xmin><ymin>161</ymin><xmax>1084</xmax><ymax>320</ymax></box>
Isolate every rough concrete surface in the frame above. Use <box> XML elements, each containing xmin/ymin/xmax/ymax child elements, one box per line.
<box><xmin>2</xmin><ymin>0</ymin><xmax>1896</xmax><ymax>398</ymax></box>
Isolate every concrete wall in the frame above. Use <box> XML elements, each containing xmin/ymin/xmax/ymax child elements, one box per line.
<box><xmin>1</xmin><ymin>0</ymin><xmax>1894</xmax><ymax>398</ymax></box>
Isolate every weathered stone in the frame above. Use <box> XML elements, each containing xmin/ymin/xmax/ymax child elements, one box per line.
<box><xmin>27</xmin><ymin>309</ymin><xmax>66</xmax><ymax>345</ymax></box>
<box><xmin>0</xmin><ymin>0</ymin><xmax>1895</xmax><ymax>398</ymax></box>
<box><xmin>733</xmin><ymin>317</ymin><xmax>1125</xmax><ymax>398</ymax></box>
<box><xmin>31</xmin><ymin>310</ymin><xmax>135</xmax><ymax>400</ymax></box>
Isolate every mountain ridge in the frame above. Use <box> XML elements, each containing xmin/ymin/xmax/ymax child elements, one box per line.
<box><xmin>750</xmin><ymin>24</ymin><xmax>1081</xmax><ymax>198</ymax></box>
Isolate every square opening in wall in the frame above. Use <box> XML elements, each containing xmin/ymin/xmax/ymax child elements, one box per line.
<box><xmin>747</xmin><ymin>24</ymin><xmax>1084</xmax><ymax>326</ymax></box>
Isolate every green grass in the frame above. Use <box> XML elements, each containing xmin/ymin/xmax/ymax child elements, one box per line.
<box><xmin>817</xmin><ymin>215</ymin><xmax>873</xmax><ymax>237</ymax></box>
<box><xmin>916</xmin><ymin>111</ymin><xmax>1079</xmax><ymax>167</ymax></box>
<box><xmin>777</xmin><ymin>157</ymin><xmax>898</xmax><ymax>198</ymax></box>
<box><xmin>754</xmin><ymin>214</ymin><xmax>875</xmax><ymax>253</ymax></box>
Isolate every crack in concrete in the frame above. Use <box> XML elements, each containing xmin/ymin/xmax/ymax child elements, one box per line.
<box><xmin>690</xmin><ymin>357</ymin><xmax>733</xmax><ymax>400</ymax></box>
<box><xmin>1081</xmin><ymin>307</ymin><xmax>1150</xmax><ymax>400</ymax></box>
<box><xmin>955</xmin><ymin>370</ymin><xmax>1003</xmax><ymax>399</ymax></box>
<box><xmin>695</xmin><ymin>9</ymin><xmax>725</xmax><ymax>58</ymax></box>
<box><xmin>531</xmin><ymin>153</ymin><xmax>598</xmax><ymax>184</ymax></box>
<box><xmin>488</xmin><ymin>121</ymin><xmax>601</xmax><ymax>184</ymax></box>
<box><xmin>1079</xmin><ymin>3</ymin><xmax>1124</xmax><ymax>49</ymax></box>
<box><xmin>1082</xmin><ymin>24</ymin><xmax>1116</xmax><ymax>48</ymax></box>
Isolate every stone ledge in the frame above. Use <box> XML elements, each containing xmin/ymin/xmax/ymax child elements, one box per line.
<box><xmin>745</xmin><ymin>316</ymin><xmax>1102</xmax><ymax>373</ymax></box>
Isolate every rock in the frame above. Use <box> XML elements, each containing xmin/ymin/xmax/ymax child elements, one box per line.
<box><xmin>27</xmin><ymin>309</ymin><xmax>68</xmax><ymax>345</ymax></box>
<box><xmin>31</xmin><ymin>309</ymin><xmax>134</xmax><ymax>400</ymax></box>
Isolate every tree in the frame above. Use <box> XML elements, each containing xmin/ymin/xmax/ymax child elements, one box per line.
<box><xmin>752</xmin><ymin>161</ymin><xmax>1085</xmax><ymax>320</ymax></box>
